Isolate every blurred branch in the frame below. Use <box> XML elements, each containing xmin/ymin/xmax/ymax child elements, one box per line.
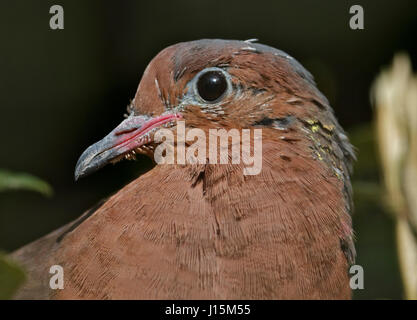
<box><xmin>372</xmin><ymin>53</ymin><xmax>417</xmax><ymax>299</ymax></box>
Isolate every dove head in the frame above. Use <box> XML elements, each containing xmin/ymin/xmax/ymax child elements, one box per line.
<box><xmin>75</xmin><ymin>39</ymin><xmax>354</xmax><ymax>194</ymax></box>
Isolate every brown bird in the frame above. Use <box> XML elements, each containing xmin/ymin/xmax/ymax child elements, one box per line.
<box><xmin>12</xmin><ymin>39</ymin><xmax>355</xmax><ymax>299</ymax></box>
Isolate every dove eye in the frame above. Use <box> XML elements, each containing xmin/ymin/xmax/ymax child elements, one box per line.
<box><xmin>196</xmin><ymin>69</ymin><xmax>229</xmax><ymax>102</ymax></box>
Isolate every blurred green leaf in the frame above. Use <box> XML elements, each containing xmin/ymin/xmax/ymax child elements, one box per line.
<box><xmin>0</xmin><ymin>169</ymin><xmax>51</xmax><ymax>299</ymax></box>
<box><xmin>0</xmin><ymin>169</ymin><xmax>53</xmax><ymax>196</ymax></box>
<box><xmin>0</xmin><ymin>253</ymin><xmax>25</xmax><ymax>299</ymax></box>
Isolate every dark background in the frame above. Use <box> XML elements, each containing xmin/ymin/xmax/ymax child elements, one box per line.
<box><xmin>1</xmin><ymin>0</ymin><xmax>416</xmax><ymax>299</ymax></box>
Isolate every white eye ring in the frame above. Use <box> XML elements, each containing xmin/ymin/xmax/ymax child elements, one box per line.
<box><xmin>192</xmin><ymin>67</ymin><xmax>232</xmax><ymax>104</ymax></box>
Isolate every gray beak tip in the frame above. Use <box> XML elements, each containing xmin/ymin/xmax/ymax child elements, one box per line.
<box><xmin>74</xmin><ymin>160</ymin><xmax>85</xmax><ymax>181</ymax></box>
<box><xmin>73</xmin><ymin>114</ymin><xmax>162</xmax><ymax>181</ymax></box>
<box><xmin>74</xmin><ymin>171</ymin><xmax>81</xmax><ymax>182</ymax></box>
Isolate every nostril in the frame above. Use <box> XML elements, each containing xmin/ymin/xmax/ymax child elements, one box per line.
<box><xmin>115</xmin><ymin>128</ymin><xmax>137</xmax><ymax>136</ymax></box>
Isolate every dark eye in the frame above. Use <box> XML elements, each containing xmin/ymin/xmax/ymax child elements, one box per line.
<box><xmin>196</xmin><ymin>70</ymin><xmax>228</xmax><ymax>102</ymax></box>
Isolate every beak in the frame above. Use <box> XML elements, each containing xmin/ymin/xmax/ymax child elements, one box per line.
<box><xmin>74</xmin><ymin>112</ymin><xmax>182</xmax><ymax>181</ymax></box>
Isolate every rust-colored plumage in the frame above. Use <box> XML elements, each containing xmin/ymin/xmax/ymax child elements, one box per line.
<box><xmin>12</xmin><ymin>39</ymin><xmax>355</xmax><ymax>299</ymax></box>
